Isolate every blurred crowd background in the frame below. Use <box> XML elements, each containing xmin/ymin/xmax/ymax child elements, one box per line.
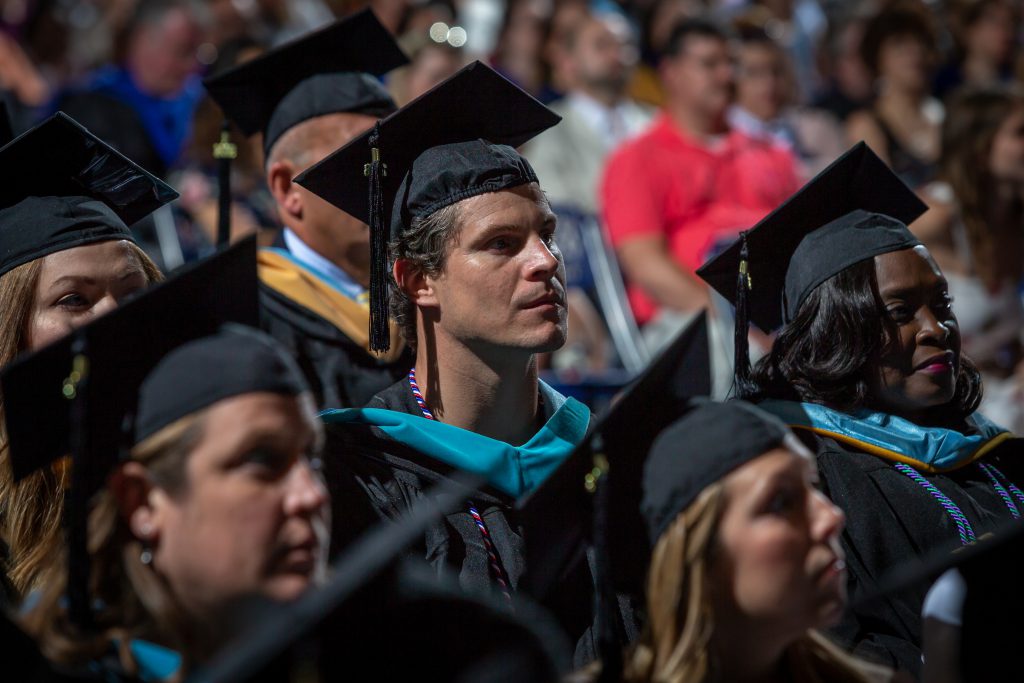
<box><xmin>2</xmin><ymin>0</ymin><xmax>1023</xmax><ymax>425</ymax></box>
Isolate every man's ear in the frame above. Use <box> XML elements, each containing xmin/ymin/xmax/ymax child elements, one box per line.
<box><xmin>393</xmin><ymin>258</ymin><xmax>438</xmax><ymax>307</ymax></box>
<box><xmin>108</xmin><ymin>461</ymin><xmax>161</xmax><ymax>544</ymax></box>
<box><xmin>267</xmin><ymin>160</ymin><xmax>302</xmax><ymax>221</ymax></box>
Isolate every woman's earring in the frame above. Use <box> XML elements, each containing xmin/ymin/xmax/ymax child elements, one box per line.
<box><xmin>140</xmin><ymin>544</ymin><xmax>153</xmax><ymax>566</ymax></box>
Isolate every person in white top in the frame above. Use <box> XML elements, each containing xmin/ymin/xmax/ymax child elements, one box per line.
<box><xmin>523</xmin><ymin>11</ymin><xmax>652</xmax><ymax>215</ymax></box>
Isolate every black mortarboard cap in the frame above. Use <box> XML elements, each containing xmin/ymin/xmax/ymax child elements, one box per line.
<box><xmin>517</xmin><ymin>312</ymin><xmax>711</xmax><ymax>600</ymax></box>
<box><xmin>203</xmin><ymin>9</ymin><xmax>408</xmax><ymax>156</ymax></box>
<box><xmin>133</xmin><ymin>324</ymin><xmax>309</xmax><ymax>444</ymax></box>
<box><xmin>1</xmin><ymin>236</ymin><xmax>262</xmax><ymax>485</ymax></box>
<box><xmin>641</xmin><ymin>399</ymin><xmax>791</xmax><ymax>544</ymax></box>
<box><xmin>0</xmin><ymin>112</ymin><xmax>178</xmax><ymax>278</ymax></box>
<box><xmin>294</xmin><ymin>61</ymin><xmax>561</xmax><ymax>353</ymax></box>
<box><xmin>190</xmin><ymin>473</ymin><xmax>570</xmax><ymax>683</ymax></box>
<box><xmin>0</xmin><ymin>237</ymin><xmax>268</xmax><ymax>629</ymax></box>
<box><xmin>696</xmin><ymin>142</ymin><xmax>925</xmax><ymax>395</ymax></box>
<box><xmin>516</xmin><ymin>314</ymin><xmax>710</xmax><ymax>676</ymax></box>
<box><xmin>697</xmin><ymin>142</ymin><xmax>926</xmax><ymax>333</ymax></box>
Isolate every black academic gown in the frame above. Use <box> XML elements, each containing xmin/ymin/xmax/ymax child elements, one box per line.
<box><xmin>257</xmin><ymin>235</ymin><xmax>411</xmax><ymax>410</ymax></box>
<box><xmin>323</xmin><ymin>379</ymin><xmax>639</xmax><ymax>667</ymax></box>
<box><xmin>809</xmin><ymin>433</ymin><xmax>1024</xmax><ymax>677</ymax></box>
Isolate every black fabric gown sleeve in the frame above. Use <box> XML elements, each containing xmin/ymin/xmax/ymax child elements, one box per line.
<box><xmin>813</xmin><ymin>435</ymin><xmax>1024</xmax><ymax>679</ymax></box>
<box><xmin>331</xmin><ymin>379</ymin><xmax>640</xmax><ymax>667</ymax></box>
<box><xmin>258</xmin><ymin>282</ymin><xmax>411</xmax><ymax>410</ymax></box>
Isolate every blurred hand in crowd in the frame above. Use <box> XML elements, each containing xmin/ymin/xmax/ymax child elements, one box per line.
<box><xmin>0</xmin><ymin>32</ymin><xmax>50</xmax><ymax>106</ymax></box>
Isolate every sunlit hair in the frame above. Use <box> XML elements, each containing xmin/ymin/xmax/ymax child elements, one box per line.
<box><xmin>618</xmin><ymin>481</ymin><xmax>880</xmax><ymax>683</ymax></box>
<box><xmin>21</xmin><ymin>412</ymin><xmax>204</xmax><ymax>676</ymax></box>
<box><xmin>623</xmin><ymin>483</ymin><xmax>723</xmax><ymax>682</ymax></box>
<box><xmin>0</xmin><ymin>242</ymin><xmax>162</xmax><ymax>600</ymax></box>
<box><xmin>940</xmin><ymin>85</ymin><xmax>1024</xmax><ymax>289</ymax></box>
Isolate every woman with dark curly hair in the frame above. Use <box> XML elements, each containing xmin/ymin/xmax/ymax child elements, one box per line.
<box><xmin>698</xmin><ymin>143</ymin><xmax>1023</xmax><ymax>678</ymax></box>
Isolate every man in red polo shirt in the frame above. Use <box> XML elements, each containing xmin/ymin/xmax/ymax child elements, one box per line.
<box><xmin>601</xmin><ymin>18</ymin><xmax>799</xmax><ymax>351</ymax></box>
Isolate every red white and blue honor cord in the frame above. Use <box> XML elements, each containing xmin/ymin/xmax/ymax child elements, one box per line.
<box><xmin>408</xmin><ymin>368</ymin><xmax>514</xmax><ymax>605</ymax></box>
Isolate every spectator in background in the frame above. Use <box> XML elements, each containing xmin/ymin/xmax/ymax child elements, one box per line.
<box><xmin>492</xmin><ymin>0</ymin><xmax>554</xmax><ymax>100</ymax></box>
<box><xmin>915</xmin><ymin>86</ymin><xmax>1024</xmax><ymax>432</ymax></box>
<box><xmin>727</xmin><ymin>24</ymin><xmax>845</xmax><ymax>177</ymax></box>
<box><xmin>628</xmin><ymin>0</ymin><xmax>707</xmax><ymax>107</ymax></box>
<box><xmin>740</xmin><ymin>0</ymin><xmax>827</xmax><ymax>103</ymax></box>
<box><xmin>601</xmin><ymin>18</ymin><xmax>799</xmax><ymax>393</ymax></box>
<box><xmin>524</xmin><ymin>11</ymin><xmax>652</xmax><ymax>214</ymax></box>
<box><xmin>846</xmin><ymin>6</ymin><xmax>941</xmax><ymax>190</ymax></box>
<box><xmin>524</xmin><ymin>10</ymin><xmax>653</xmax><ymax>373</ymax></box>
<box><xmin>55</xmin><ymin>0</ymin><xmax>206</xmax><ymax>178</ymax></box>
<box><xmin>811</xmin><ymin>12</ymin><xmax>872</xmax><ymax>122</ymax></box>
<box><xmin>543</xmin><ymin>0</ymin><xmax>590</xmax><ymax>97</ymax></box>
<box><xmin>170</xmin><ymin>36</ymin><xmax>276</xmax><ymax>258</ymax></box>
<box><xmin>934</xmin><ymin>0</ymin><xmax>1018</xmax><ymax>100</ymax></box>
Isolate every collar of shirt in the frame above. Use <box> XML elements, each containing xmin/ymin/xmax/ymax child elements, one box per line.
<box><xmin>282</xmin><ymin>228</ymin><xmax>366</xmax><ymax>301</ymax></box>
<box><xmin>567</xmin><ymin>92</ymin><xmax>635</xmax><ymax>148</ymax></box>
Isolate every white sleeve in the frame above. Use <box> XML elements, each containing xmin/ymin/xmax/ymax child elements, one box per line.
<box><xmin>921</xmin><ymin>568</ymin><xmax>967</xmax><ymax>626</ymax></box>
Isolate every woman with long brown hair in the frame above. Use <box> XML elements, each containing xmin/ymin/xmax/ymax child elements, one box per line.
<box><xmin>918</xmin><ymin>85</ymin><xmax>1024</xmax><ymax>431</ymax></box>
<box><xmin>577</xmin><ymin>400</ymin><xmax>891</xmax><ymax>683</ymax></box>
<box><xmin>0</xmin><ymin>112</ymin><xmax>171</xmax><ymax>605</ymax></box>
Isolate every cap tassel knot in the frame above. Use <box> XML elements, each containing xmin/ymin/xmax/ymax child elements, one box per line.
<box><xmin>365</xmin><ymin>122</ymin><xmax>390</xmax><ymax>353</ymax></box>
<box><xmin>213</xmin><ymin>120</ymin><xmax>238</xmax><ymax>247</ymax></box>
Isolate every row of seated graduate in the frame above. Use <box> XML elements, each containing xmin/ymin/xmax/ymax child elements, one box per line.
<box><xmin>2</xmin><ymin>10</ymin><xmax>1022</xmax><ymax>683</ymax></box>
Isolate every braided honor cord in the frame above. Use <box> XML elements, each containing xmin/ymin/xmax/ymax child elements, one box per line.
<box><xmin>408</xmin><ymin>367</ymin><xmax>514</xmax><ymax>605</ymax></box>
<box><xmin>893</xmin><ymin>463</ymin><xmax>977</xmax><ymax>545</ymax></box>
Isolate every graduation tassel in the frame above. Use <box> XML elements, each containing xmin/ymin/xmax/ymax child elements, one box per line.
<box><xmin>733</xmin><ymin>231</ymin><xmax>755</xmax><ymax>399</ymax></box>
<box><xmin>64</xmin><ymin>332</ymin><xmax>93</xmax><ymax>631</ymax></box>
<box><xmin>365</xmin><ymin>121</ymin><xmax>390</xmax><ymax>353</ymax></box>
<box><xmin>213</xmin><ymin>120</ymin><xmax>237</xmax><ymax>247</ymax></box>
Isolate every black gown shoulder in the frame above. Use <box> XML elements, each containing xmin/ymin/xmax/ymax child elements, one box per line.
<box><xmin>258</xmin><ymin>280</ymin><xmax>411</xmax><ymax>410</ymax></box>
<box><xmin>809</xmin><ymin>433</ymin><xmax>1024</xmax><ymax>677</ymax></box>
<box><xmin>324</xmin><ymin>379</ymin><xmax>638</xmax><ymax>666</ymax></box>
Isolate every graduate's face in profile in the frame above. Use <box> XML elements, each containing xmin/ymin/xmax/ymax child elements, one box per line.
<box><xmin>423</xmin><ymin>183</ymin><xmax>568</xmax><ymax>354</ymax></box>
<box><xmin>712</xmin><ymin>445</ymin><xmax>846</xmax><ymax>638</ymax></box>
<box><xmin>867</xmin><ymin>246</ymin><xmax>961</xmax><ymax>418</ymax></box>
<box><xmin>26</xmin><ymin>240</ymin><xmax>150</xmax><ymax>352</ymax></box>
<box><xmin>147</xmin><ymin>392</ymin><xmax>329</xmax><ymax>616</ymax></box>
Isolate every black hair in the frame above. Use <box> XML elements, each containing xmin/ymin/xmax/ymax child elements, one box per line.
<box><xmin>859</xmin><ymin>7</ymin><xmax>937</xmax><ymax>77</ymax></box>
<box><xmin>748</xmin><ymin>258</ymin><xmax>983</xmax><ymax>425</ymax></box>
<box><xmin>662</xmin><ymin>17</ymin><xmax>729</xmax><ymax>59</ymax></box>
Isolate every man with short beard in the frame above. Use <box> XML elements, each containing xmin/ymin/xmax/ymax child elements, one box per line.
<box><xmin>296</xmin><ymin>62</ymin><xmax>638</xmax><ymax>664</ymax></box>
<box><xmin>523</xmin><ymin>11</ymin><xmax>652</xmax><ymax>215</ymax></box>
